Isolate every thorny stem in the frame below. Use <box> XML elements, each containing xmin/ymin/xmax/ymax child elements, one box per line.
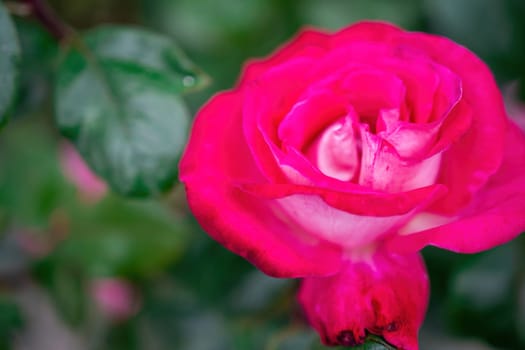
<box><xmin>20</xmin><ymin>0</ymin><xmax>73</xmax><ymax>40</ymax></box>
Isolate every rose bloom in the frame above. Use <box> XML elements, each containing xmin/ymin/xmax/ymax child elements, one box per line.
<box><xmin>179</xmin><ymin>21</ymin><xmax>525</xmax><ymax>349</ymax></box>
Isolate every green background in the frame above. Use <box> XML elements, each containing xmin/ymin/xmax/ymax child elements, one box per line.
<box><xmin>0</xmin><ymin>0</ymin><xmax>524</xmax><ymax>349</ymax></box>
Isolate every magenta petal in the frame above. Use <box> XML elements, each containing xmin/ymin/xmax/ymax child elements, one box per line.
<box><xmin>180</xmin><ymin>92</ymin><xmax>263</xmax><ymax>183</ymax></box>
<box><xmin>278</xmin><ymin>90</ymin><xmax>347</xmax><ymax>150</ymax></box>
<box><xmin>298</xmin><ymin>252</ymin><xmax>428</xmax><ymax>350</ymax></box>
<box><xmin>387</xmin><ymin>121</ymin><xmax>525</xmax><ymax>254</ymax></box>
<box><xmin>184</xmin><ymin>183</ymin><xmax>343</xmax><ymax>277</ymax></box>
<box><xmin>305</xmin><ymin>115</ymin><xmax>360</xmax><ymax>181</ymax></box>
<box><xmin>340</xmin><ymin>68</ymin><xmax>406</xmax><ymax>120</ymax></box>
<box><xmin>180</xmin><ymin>92</ymin><xmax>343</xmax><ymax>277</ymax></box>
<box><xmin>240</xmin><ymin>182</ymin><xmax>446</xmax><ymax>217</ymax></box>
<box><xmin>401</xmin><ymin>31</ymin><xmax>507</xmax><ymax>212</ymax></box>
<box><xmin>239</xmin><ymin>180</ymin><xmax>445</xmax><ymax>252</ymax></box>
<box><xmin>243</xmin><ymin>58</ymin><xmax>315</xmax><ymax>181</ymax></box>
<box><xmin>359</xmin><ymin>127</ymin><xmax>443</xmax><ymax>192</ymax></box>
<box><xmin>330</xmin><ymin>21</ymin><xmax>506</xmax><ymax>211</ymax></box>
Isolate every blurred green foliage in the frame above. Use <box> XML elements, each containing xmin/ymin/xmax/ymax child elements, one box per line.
<box><xmin>0</xmin><ymin>0</ymin><xmax>20</xmax><ymax>124</ymax></box>
<box><xmin>0</xmin><ymin>0</ymin><xmax>524</xmax><ymax>349</ymax></box>
<box><xmin>55</xmin><ymin>25</ymin><xmax>208</xmax><ymax>196</ymax></box>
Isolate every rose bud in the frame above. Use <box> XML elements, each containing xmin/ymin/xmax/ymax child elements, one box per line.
<box><xmin>179</xmin><ymin>21</ymin><xmax>525</xmax><ymax>349</ymax></box>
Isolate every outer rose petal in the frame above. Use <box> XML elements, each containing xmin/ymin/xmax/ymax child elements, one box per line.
<box><xmin>396</xmin><ymin>28</ymin><xmax>506</xmax><ymax>212</ymax></box>
<box><xmin>180</xmin><ymin>92</ymin><xmax>343</xmax><ymax>278</ymax></box>
<box><xmin>243</xmin><ymin>58</ymin><xmax>314</xmax><ymax>181</ymax></box>
<box><xmin>386</xmin><ymin>121</ymin><xmax>525</xmax><ymax>253</ymax></box>
<box><xmin>299</xmin><ymin>252</ymin><xmax>428</xmax><ymax>350</ymax></box>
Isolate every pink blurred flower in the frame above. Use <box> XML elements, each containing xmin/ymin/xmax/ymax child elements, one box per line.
<box><xmin>59</xmin><ymin>142</ymin><xmax>107</xmax><ymax>202</ymax></box>
<box><xmin>90</xmin><ymin>278</ymin><xmax>139</xmax><ymax>321</ymax></box>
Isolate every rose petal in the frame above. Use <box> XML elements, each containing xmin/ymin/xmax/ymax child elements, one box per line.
<box><xmin>399</xmin><ymin>26</ymin><xmax>507</xmax><ymax>212</ymax></box>
<box><xmin>339</xmin><ymin>68</ymin><xmax>406</xmax><ymax>124</ymax></box>
<box><xmin>272</xmin><ymin>194</ymin><xmax>420</xmax><ymax>249</ymax></box>
<box><xmin>180</xmin><ymin>91</ymin><xmax>263</xmax><ymax>183</ymax></box>
<box><xmin>180</xmin><ymin>91</ymin><xmax>343</xmax><ymax>277</ymax></box>
<box><xmin>239</xmin><ymin>182</ymin><xmax>446</xmax><ymax>217</ymax></box>
<box><xmin>386</xmin><ymin>121</ymin><xmax>525</xmax><ymax>253</ymax></box>
<box><xmin>307</xmin><ymin>42</ymin><xmax>465</xmax><ymax>160</ymax></box>
<box><xmin>278</xmin><ymin>89</ymin><xmax>347</xmax><ymax>150</ymax></box>
<box><xmin>306</xmin><ymin>115</ymin><xmax>360</xmax><ymax>181</ymax></box>
<box><xmin>359</xmin><ymin>127</ymin><xmax>443</xmax><ymax>192</ymax></box>
<box><xmin>330</xmin><ymin>21</ymin><xmax>505</xmax><ymax>211</ymax></box>
<box><xmin>310</xmin><ymin>42</ymin><xmax>461</xmax><ymax>126</ymax></box>
<box><xmin>298</xmin><ymin>251</ymin><xmax>428</xmax><ymax>350</ymax></box>
<box><xmin>185</xmin><ymin>184</ymin><xmax>344</xmax><ymax>277</ymax></box>
<box><xmin>243</xmin><ymin>58</ymin><xmax>314</xmax><ymax>181</ymax></box>
<box><xmin>377</xmin><ymin>108</ymin><xmax>442</xmax><ymax>159</ymax></box>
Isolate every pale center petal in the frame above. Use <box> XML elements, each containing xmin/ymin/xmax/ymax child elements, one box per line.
<box><xmin>274</xmin><ymin>194</ymin><xmax>415</xmax><ymax>249</ymax></box>
<box><xmin>305</xmin><ymin>116</ymin><xmax>360</xmax><ymax>181</ymax></box>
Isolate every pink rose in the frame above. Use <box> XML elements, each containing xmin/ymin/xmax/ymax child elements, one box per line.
<box><xmin>179</xmin><ymin>21</ymin><xmax>525</xmax><ymax>349</ymax></box>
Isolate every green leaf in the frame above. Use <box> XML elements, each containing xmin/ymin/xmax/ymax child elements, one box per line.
<box><xmin>55</xmin><ymin>26</ymin><xmax>207</xmax><ymax>197</ymax></box>
<box><xmin>81</xmin><ymin>26</ymin><xmax>209</xmax><ymax>94</ymax></box>
<box><xmin>0</xmin><ymin>1</ymin><xmax>21</xmax><ymax>124</ymax></box>
<box><xmin>54</xmin><ymin>196</ymin><xmax>190</xmax><ymax>278</ymax></box>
